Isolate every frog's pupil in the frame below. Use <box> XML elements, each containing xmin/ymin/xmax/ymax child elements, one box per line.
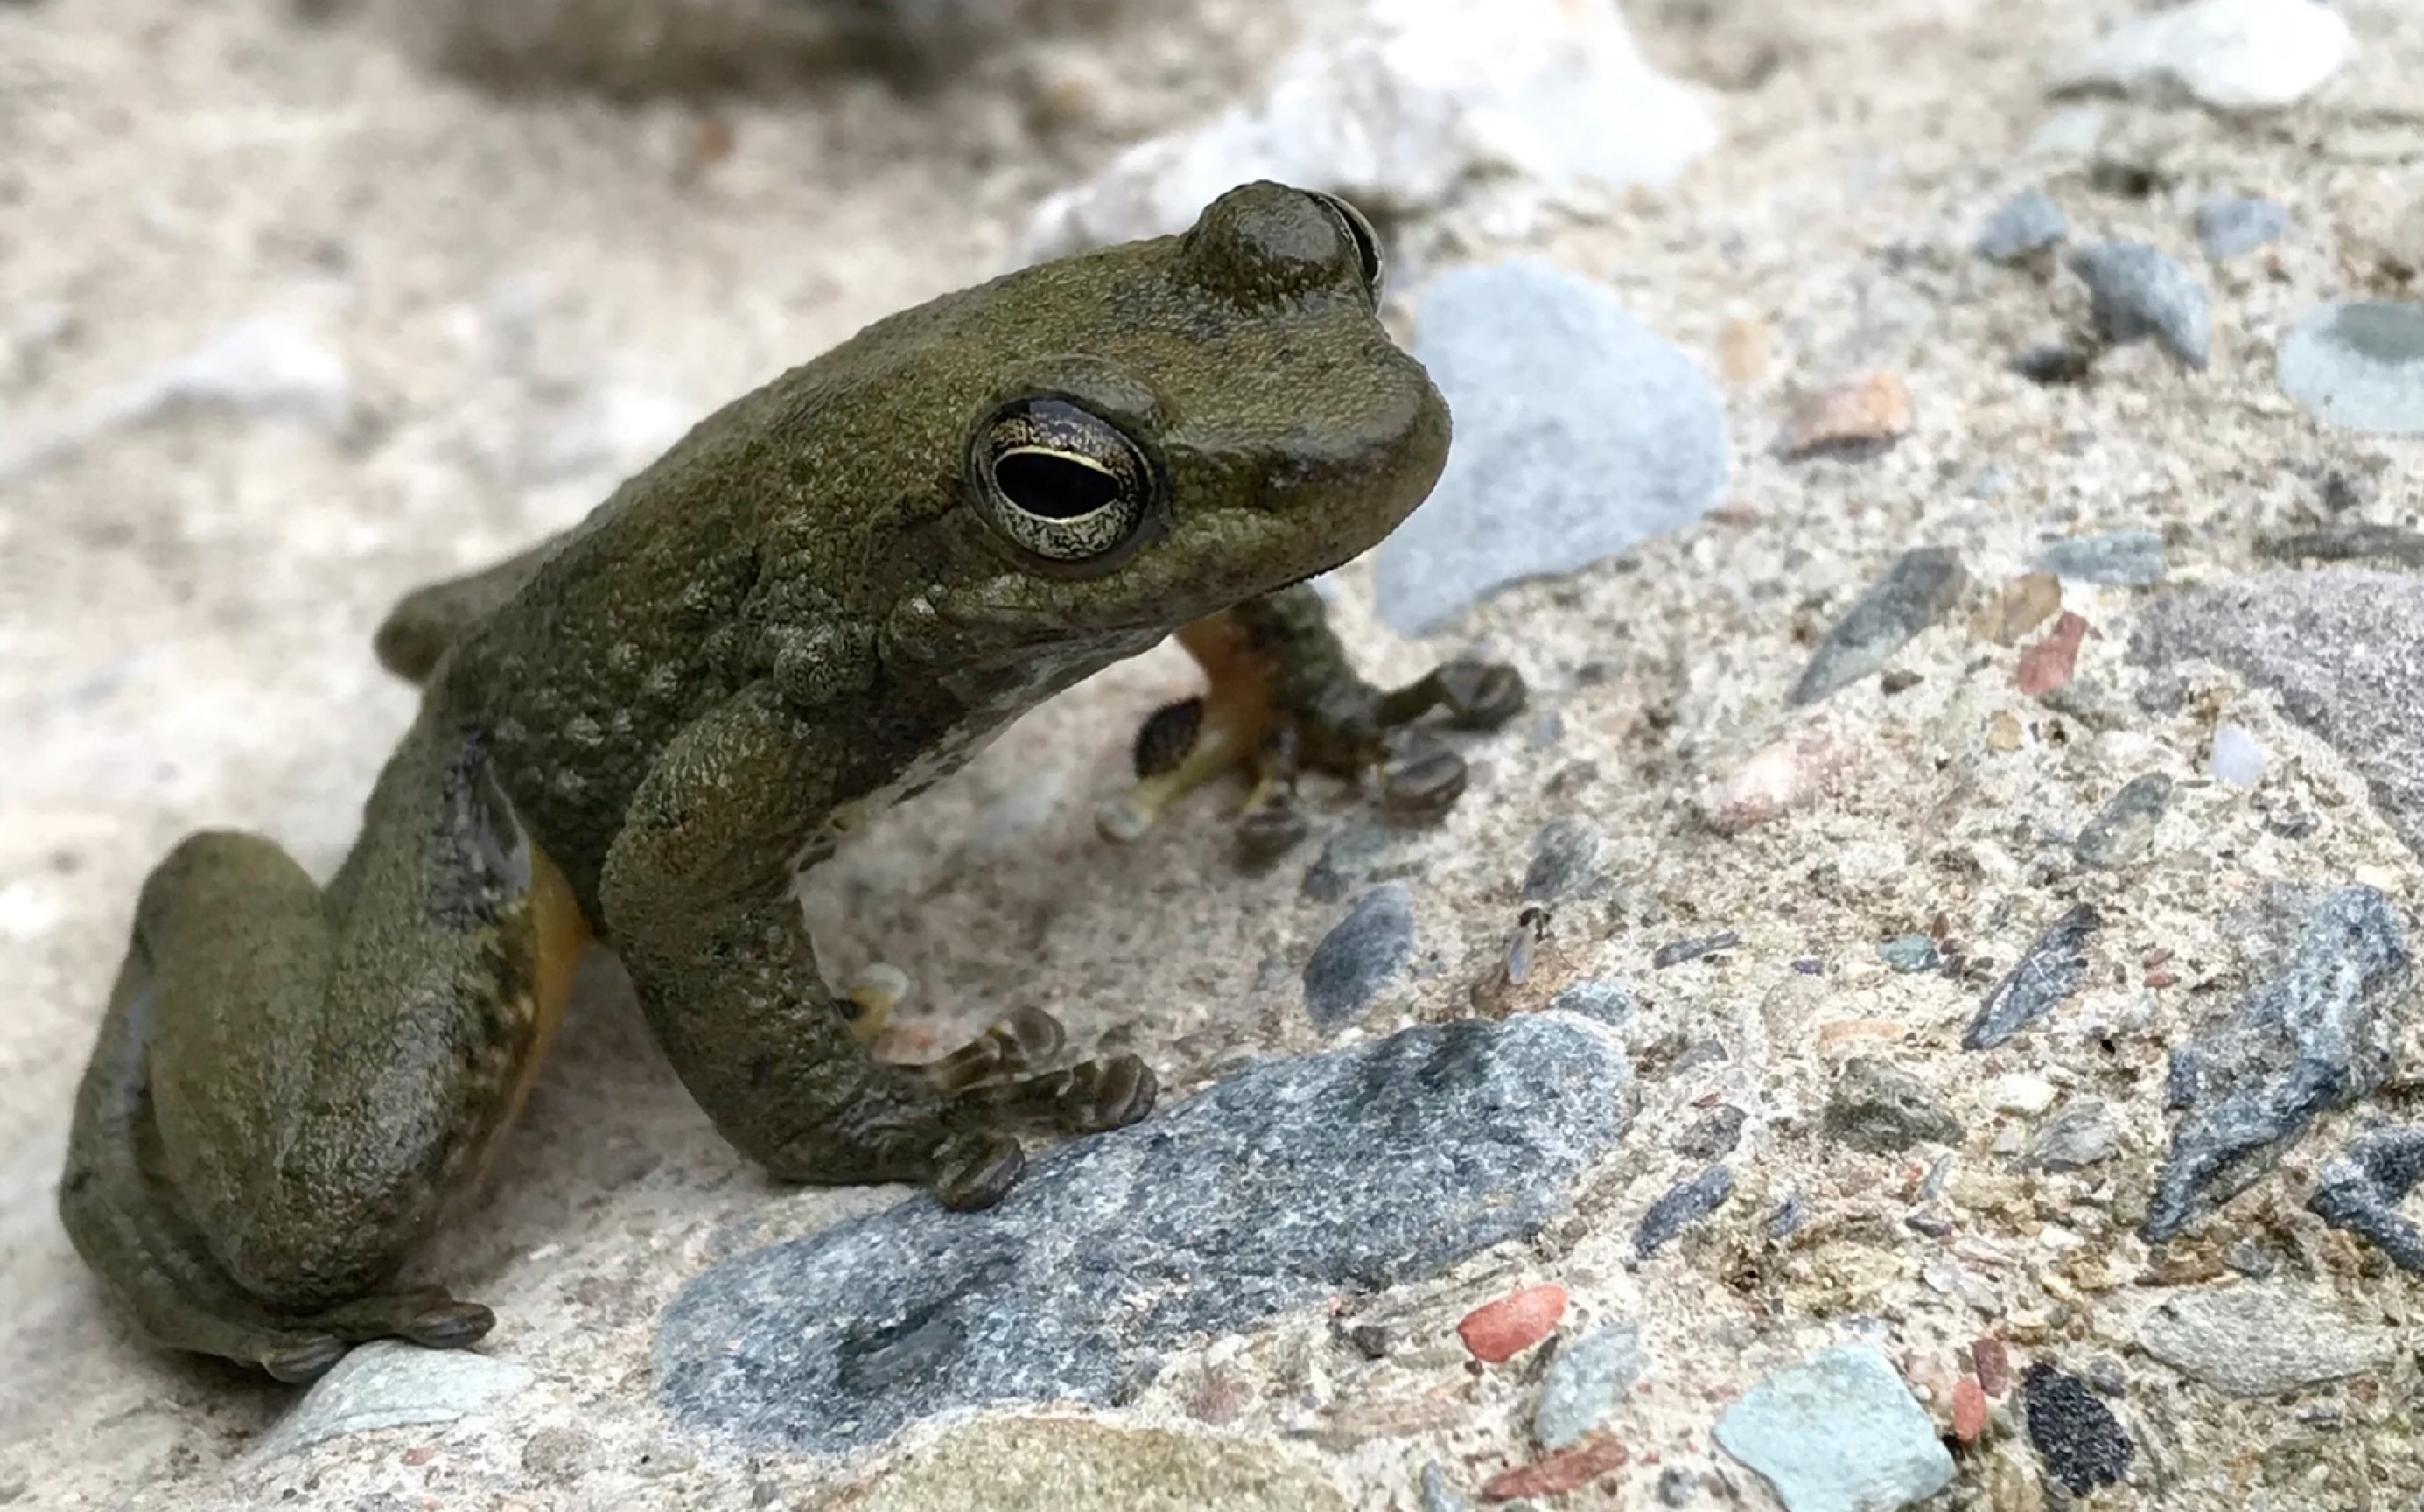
<box><xmin>996</xmin><ymin>450</ymin><xmax>1120</xmax><ymax>520</ymax></box>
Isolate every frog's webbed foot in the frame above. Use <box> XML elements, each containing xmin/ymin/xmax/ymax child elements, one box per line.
<box><xmin>1375</xmin><ymin>658</ymin><xmax>1529</xmax><ymax>732</ymax></box>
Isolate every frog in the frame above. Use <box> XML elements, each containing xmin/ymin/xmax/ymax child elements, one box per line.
<box><xmin>57</xmin><ymin>181</ymin><xmax>1524</xmax><ymax>1384</ymax></box>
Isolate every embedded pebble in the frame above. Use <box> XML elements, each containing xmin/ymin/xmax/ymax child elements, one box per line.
<box><xmin>1713</xmin><ymin>1346</ymin><xmax>1955</xmax><ymax>1512</ymax></box>
<box><xmin>1657</xmin><ymin>1466</ymin><xmax>1699</xmax><ymax>1504</ymax></box>
<box><xmin>1521</xmin><ymin>816</ymin><xmax>1601</xmax><ymax>902</ymax></box>
<box><xmin>1698</xmin><ymin>725</ymin><xmax>1858</xmax><ymax>833</ymax></box>
<box><xmin>1482</xmin><ymin>1435</ymin><xmax>1629</xmax><ymax>1501</ymax></box>
<box><xmin>1420</xmin><ymin>1461</ymin><xmax>1475</xmax><ymax>1512</ymax></box>
<box><xmin>1789</xmin><ymin>547</ymin><xmax>1969</xmax><ymax>706</ymax></box>
<box><xmin>1533</xmin><ymin>1322</ymin><xmax>1646</xmax><ymax>1450</ymax></box>
<box><xmin>657</xmin><ymin>1013</ymin><xmax>1629</xmax><ymax>1450</ymax></box>
<box><xmin>2058</xmin><ymin>0</ymin><xmax>2351</xmax><ymax>110</ymax></box>
<box><xmin>2259</xmin><ymin>522</ymin><xmax>2424</xmax><ymax>569</ymax></box>
<box><xmin>1634</xmin><ymin>1166</ymin><xmax>1734</xmax><ymax>1257</ymax></box>
<box><xmin>2016</xmin><ymin>610</ymin><xmax>2089</xmax><ymax>696</ymax></box>
<box><xmin>1974</xmin><ymin>188</ymin><xmax>2067</xmax><ymax>263</ymax></box>
<box><xmin>2144</xmin><ymin>886</ymin><xmax>2413</xmax><ymax>1242</ymax></box>
<box><xmin>1458</xmin><ymin>1283</ymin><xmax>1568</xmax><ymax>1364</ymax></box>
<box><xmin>1372</xmin><ymin>260</ymin><xmax>1728</xmax><ymax>635</ymax></box>
<box><xmin>2033</xmin><ymin>530</ymin><xmax>2166</xmax><ymax>586</ymax></box>
<box><xmin>2022</xmin><ymin>1364</ymin><xmax>2132</xmax><ymax>1495</ymax></box>
<box><xmin>1780</xmin><ymin>372</ymin><xmax>1912</xmax><ymax>458</ymax></box>
<box><xmin>2074</xmin><ymin>774</ymin><xmax>2173</xmax><ymax>869</ymax></box>
<box><xmin>2068</xmin><ymin>242</ymin><xmax>2211</xmax><ymax>368</ymax></box>
<box><xmin>1300</xmin><ymin>822</ymin><xmax>1395</xmax><ymax>904</ymax></box>
<box><xmin>1673</xmin><ymin>1104</ymin><xmax>1747</xmax><ymax>1160</ymax></box>
<box><xmin>2207</xmin><ymin>724</ymin><xmax>2266</xmax><ymax>787</ymax></box>
<box><xmin>2025</xmin><ymin>1099</ymin><xmax>2121</xmax><ymax>1171</ymax></box>
<box><xmin>1963</xmin><ymin>904</ymin><xmax>2101</xmax><ymax>1050</ymax></box>
<box><xmin>2193</xmin><ymin>195</ymin><xmax>2287</xmax><ymax>259</ymax></box>
<box><xmin>2275</xmin><ymin>302</ymin><xmax>2424</xmax><ymax>435</ymax></box>
<box><xmin>2134</xmin><ymin>570</ymin><xmax>2424</xmax><ymax>858</ymax></box>
<box><xmin>1986</xmin><ymin>1074</ymin><xmax>2058</xmax><ymax>1116</ymax></box>
<box><xmin>258</xmin><ymin>1342</ymin><xmax>534</xmax><ymax>1456</ymax></box>
<box><xmin>1970</xmin><ymin>572</ymin><xmax>2063</xmax><ymax>646</ymax></box>
<box><xmin>1825</xmin><ymin>1059</ymin><xmax>1965</xmax><ymax>1154</ymax></box>
<box><xmin>1877</xmin><ymin>934</ymin><xmax>1940</xmax><ymax>973</ymax></box>
<box><xmin>1303</xmin><ymin>884</ymin><xmax>1416</xmax><ymax>1031</ymax></box>
<box><xmin>2137</xmin><ymin>1285</ymin><xmax>2397</xmax><ymax>1396</ymax></box>
<box><xmin>1545</xmin><ymin>977</ymin><xmax>1634</xmax><ymax>1026</ymax></box>
<box><xmin>2307</xmin><ymin>1124</ymin><xmax>2424</xmax><ymax>1271</ymax></box>
<box><xmin>1654</xmin><ymin>931</ymin><xmax>1741</xmax><ymax>969</ymax></box>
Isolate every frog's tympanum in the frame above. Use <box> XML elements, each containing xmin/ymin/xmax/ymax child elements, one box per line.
<box><xmin>60</xmin><ymin>183</ymin><xmax>1524</xmax><ymax>1382</ymax></box>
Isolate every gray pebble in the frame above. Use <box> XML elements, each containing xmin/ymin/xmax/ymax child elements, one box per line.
<box><xmin>1789</xmin><ymin>547</ymin><xmax>1970</xmax><ymax>706</ymax></box>
<box><xmin>657</xmin><ymin>1014</ymin><xmax>1630</xmax><ymax>1451</ymax></box>
<box><xmin>1825</xmin><ymin>1059</ymin><xmax>1965</xmax><ymax>1154</ymax></box>
<box><xmin>1533</xmin><ymin>1321</ymin><xmax>1647</xmax><ymax>1450</ymax></box>
<box><xmin>2074</xmin><ymin>774</ymin><xmax>2174</xmax><ymax>870</ymax></box>
<box><xmin>1975</xmin><ymin>187</ymin><xmax>2069</xmax><ymax>263</ymax></box>
<box><xmin>1300</xmin><ymin>821</ymin><xmax>1394</xmax><ymax>904</ymax></box>
<box><xmin>2026</xmin><ymin>1098</ymin><xmax>2120</xmax><ymax>1171</ymax></box>
<box><xmin>521</xmin><ymin>1426</ymin><xmax>597</xmax><ymax>1483</ymax></box>
<box><xmin>1654</xmin><ymin>931</ymin><xmax>1741</xmax><ymax>969</ymax></box>
<box><xmin>1713</xmin><ymin>1346</ymin><xmax>1955</xmax><ymax>1512</ymax></box>
<box><xmin>259</xmin><ymin>1341</ymin><xmax>533</xmax><ymax>1456</ymax></box>
<box><xmin>1673</xmin><ymin>1104</ymin><xmax>1747</xmax><ymax>1160</ymax></box>
<box><xmin>2144</xmin><ymin>886</ymin><xmax>2413</xmax><ymax>1243</ymax></box>
<box><xmin>1635</xmin><ymin>1166</ymin><xmax>1734</xmax><ymax>1257</ymax></box>
<box><xmin>2068</xmin><ymin>240</ymin><xmax>2212</xmax><ymax>368</ymax></box>
<box><xmin>1545</xmin><ymin>978</ymin><xmax>1634</xmax><ymax>1026</ymax></box>
<box><xmin>1963</xmin><ymin>903</ymin><xmax>2101</xmax><ymax>1049</ymax></box>
<box><xmin>1303</xmin><ymin>884</ymin><xmax>1416</xmax><ymax>1031</ymax></box>
<box><xmin>1657</xmin><ymin>1466</ymin><xmax>1699</xmax><ymax>1505</ymax></box>
<box><xmin>2138</xmin><ymin>1285</ymin><xmax>2397</xmax><ymax>1397</ymax></box>
<box><xmin>2276</xmin><ymin>301</ymin><xmax>2424</xmax><ymax>434</ymax></box>
<box><xmin>2033</xmin><ymin>528</ymin><xmax>2168</xmax><ymax>585</ymax></box>
<box><xmin>2259</xmin><ymin>522</ymin><xmax>2424</xmax><ymax>570</ymax></box>
<box><xmin>2193</xmin><ymin>195</ymin><xmax>2287</xmax><ymax>260</ymax></box>
<box><xmin>2307</xmin><ymin>1124</ymin><xmax>2424</xmax><ymax>1272</ymax></box>
<box><xmin>1419</xmin><ymin>1461</ymin><xmax>1474</xmax><ymax>1512</ymax></box>
<box><xmin>1522</xmin><ymin>816</ymin><xmax>1602</xmax><ymax>902</ymax></box>
<box><xmin>1374</xmin><ymin>260</ymin><xmax>1728</xmax><ymax>635</ymax></box>
<box><xmin>1876</xmin><ymin>934</ymin><xmax>1941</xmax><ymax>973</ymax></box>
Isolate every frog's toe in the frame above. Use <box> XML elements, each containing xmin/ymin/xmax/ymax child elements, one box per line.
<box><xmin>1433</xmin><ymin>660</ymin><xmax>1528</xmax><ymax>728</ymax></box>
<box><xmin>1234</xmin><ymin>798</ymin><xmax>1312</xmax><ymax>869</ymax></box>
<box><xmin>257</xmin><ymin>1334</ymin><xmax>350</xmax><ymax>1383</ymax></box>
<box><xmin>1058</xmin><ymin>1053</ymin><xmax>1158</xmax><ymax>1133</ymax></box>
<box><xmin>921</xmin><ymin>1005</ymin><xmax>1067</xmax><ymax>1094</ymax></box>
<box><xmin>1380</xmin><ymin>746</ymin><xmax>1470</xmax><ymax>822</ymax></box>
<box><xmin>929</xmin><ymin>1130</ymin><xmax>1026</xmax><ymax>1211</ymax></box>
<box><xmin>302</xmin><ymin>1284</ymin><xmax>495</xmax><ymax>1352</ymax></box>
<box><xmin>398</xmin><ymin>1298</ymin><xmax>496</xmax><ymax>1350</ymax></box>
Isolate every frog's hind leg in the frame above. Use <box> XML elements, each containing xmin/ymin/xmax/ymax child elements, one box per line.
<box><xmin>58</xmin><ymin>731</ymin><xmax>585</xmax><ymax>1381</ymax></box>
<box><xmin>840</xmin><ymin>979</ymin><xmax>1151</xmax><ymax>1137</ymax></box>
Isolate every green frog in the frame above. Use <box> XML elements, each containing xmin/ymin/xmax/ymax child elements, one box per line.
<box><xmin>59</xmin><ymin>182</ymin><xmax>1522</xmax><ymax>1384</ymax></box>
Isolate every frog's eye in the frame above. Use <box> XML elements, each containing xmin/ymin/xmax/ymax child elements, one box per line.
<box><xmin>973</xmin><ymin>397</ymin><xmax>1157</xmax><ymax>564</ymax></box>
<box><xmin>1309</xmin><ymin>191</ymin><xmax>1384</xmax><ymax>304</ymax></box>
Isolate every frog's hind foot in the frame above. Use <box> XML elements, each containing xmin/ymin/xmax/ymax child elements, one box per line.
<box><xmin>917</xmin><ymin>1004</ymin><xmax>1067</xmax><ymax>1095</ymax></box>
<box><xmin>1376</xmin><ymin>658</ymin><xmax>1528</xmax><ymax>732</ymax></box>
<box><xmin>950</xmin><ymin>1052</ymin><xmax>1159</xmax><ymax>1135</ymax></box>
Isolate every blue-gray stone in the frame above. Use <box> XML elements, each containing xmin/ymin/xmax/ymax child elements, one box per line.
<box><xmin>2034</xmin><ymin>528</ymin><xmax>2168</xmax><ymax>585</ymax></box>
<box><xmin>2309</xmin><ymin>1125</ymin><xmax>2424</xmax><ymax>1272</ymax></box>
<box><xmin>1713</xmin><ymin>1346</ymin><xmax>1955</xmax><ymax>1512</ymax></box>
<box><xmin>1876</xmin><ymin>934</ymin><xmax>1940</xmax><ymax>974</ymax></box>
<box><xmin>1673</xmin><ymin>1103</ymin><xmax>1747</xmax><ymax>1160</ymax></box>
<box><xmin>1522</xmin><ymin>816</ymin><xmax>1602</xmax><ymax>902</ymax></box>
<box><xmin>2075</xmin><ymin>774</ymin><xmax>2173</xmax><ymax>869</ymax></box>
<box><xmin>1374</xmin><ymin>260</ymin><xmax>1728</xmax><ymax>635</ymax></box>
<box><xmin>1975</xmin><ymin>188</ymin><xmax>2069</xmax><ymax>263</ymax></box>
<box><xmin>1789</xmin><ymin>547</ymin><xmax>1969</xmax><ymax>706</ymax></box>
<box><xmin>260</xmin><ymin>1342</ymin><xmax>533</xmax><ymax>1456</ymax></box>
<box><xmin>1546</xmin><ymin>977</ymin><xmax>1634</xmax><ymax>1026</ymax></box>
<box><xmin>1303</xmin><ymin>884</ymin><xmax>1415</xmax><ymax>1031</ymax></box>
<box><xmin>2277</xmin><ymin>301</ymin><xmax>2424</xmax><ymax>434</ymax></box>
<box><xmin>2069</xmin><ymin>240</ymin><xmax>2211</xmax><ymax>368</ymax></box>
<box><xmin>1635</xmin><ymin>1165</ymin><xmax>1734</xmax><ymax>1257</ymax></box>
<box><xmin>2193</xmin><ymin>196</ymin><xmax>2287</xmax><ymax>260</ymax></box>
<box><xmin>1419</xmin><ymin>1462</ymin><xmax>1474</xmax><ymax>1512</ymax></box>
<box><xmin>1533</xmin><ymin>1321</ymin><xmax>1646</xmax><ymax>1450</ymax></box>
<box><xmin>2144</xmin><ymin>886</ymin><xmax>2414</xmax><ymax>1243</ymax></box>
<box><xmin>1964</xmin><ymin>904</ymin><xmax>2101</xmax><ymax>1050</ymax></box>
<box><xmin>655</xmin><ymin>1013</ymin><xmax>1630</xmax><ymax>1452</ymax></box>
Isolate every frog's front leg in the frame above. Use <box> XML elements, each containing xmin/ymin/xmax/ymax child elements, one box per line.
<box><xmin>1096</xmin><ymin>583</ymin><xmax>1527</xmax><ymax>857</ymax></box>
<box><xmin>372</xmin><ymin>530</ymin><xmax>571</xmax><ymax>685</ymax></box>
<box><xmin>599</xmin><ymin>685</ymin><xmax>1153</xmax><ymax>1210</ymax></box>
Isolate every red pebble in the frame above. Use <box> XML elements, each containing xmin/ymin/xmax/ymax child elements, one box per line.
<box><xmin>1482</xmin><ymin>1434</ymin><xmax>1629</xmax><ymax>1501</ymax></box>
<box><xmin>2018</xmin><ymin>611</ymin><xmax>2090</xmax><ymax>696</ymax></box>
<box><xmin>1972</xmin><ymin>1336</ymin><xmax>2012</xmax><ymax>1397</ymax></box>
<box><xmin>1456</xmin><ymin>1282</ymin><xmax>1567</xmax><ymax>1364</ymax></box>
<box><xmin>1951</xmin><ymin>1377</ymin><xmax>1989</xmax><ymax>1443</ymax></box>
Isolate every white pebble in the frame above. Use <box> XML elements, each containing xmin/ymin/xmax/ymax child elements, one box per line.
<box><xmin>2209</xmin><ymin>724</ymin><xmax>2266</xmax><ymax>787</ymax></box>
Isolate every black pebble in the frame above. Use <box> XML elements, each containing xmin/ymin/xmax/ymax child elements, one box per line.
<box><xmin>2024</xmin><ymin>1363</ymin><xmax>2132</xmax><ymax>1494</ymax></box>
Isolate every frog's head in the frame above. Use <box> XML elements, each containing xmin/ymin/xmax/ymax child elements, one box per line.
<box><xmin>796</xmin><ymin>181</ymin><xmax>1448</xmax><ymax>667</ymax></box>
